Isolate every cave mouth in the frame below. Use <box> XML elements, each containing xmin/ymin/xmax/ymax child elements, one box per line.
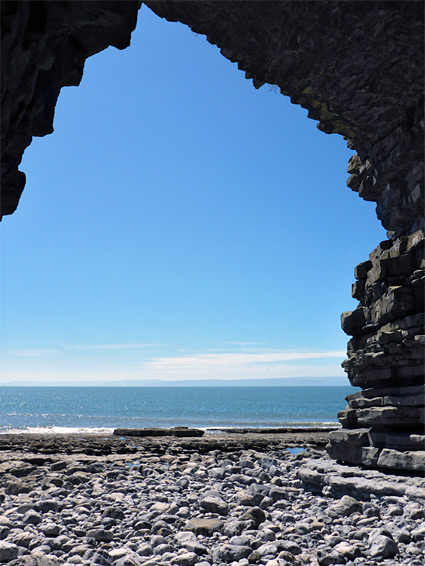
<box><xmin>1</xmin><ymin>1</ymin><xmax>423</xmax><ymax>473</ymax></box>
<box><xmin>3</xmin><ymin>6</ymin><xmax>381</xmax><ymax>390</ymax></box>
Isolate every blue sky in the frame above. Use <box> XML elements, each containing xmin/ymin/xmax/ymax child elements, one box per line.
<box><xmin>0</xmin><ymin>6</ymin><xmax>386</xmax><ymax>385</ymax></box>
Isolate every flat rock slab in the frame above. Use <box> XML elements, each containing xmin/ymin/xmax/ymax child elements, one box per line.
<box><xmin>184</xmin><ymin>518</ymin><xmax>224</xmax><ymax>536</ymax></box>
<box><xmin>298</xmin><ymin>458</ymin><xmax>425</xmax><ymax>502</ymax></box>
<box><xmin>0</xmin><ymin>430</ymin><xmax>335</xmax><ymax>456</ymax></box>
<box><xmin>209</xmin><ymin>427</ymin><xmax>339</xmax><ymax>434</ymax></box>
<box><xmin>113</xmin><ymin>427</ymin><xmax>205</xmax><ymax>437</ymax></box>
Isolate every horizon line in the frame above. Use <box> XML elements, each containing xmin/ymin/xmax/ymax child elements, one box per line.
<box><xmin>0</xmin><ymin>377</ymin><xmax>352</xmax><ymax>387</ymax></box>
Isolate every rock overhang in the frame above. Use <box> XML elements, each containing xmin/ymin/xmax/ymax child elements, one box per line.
<box><xmin>1</xmin><ymin>0</ymin><xmax>423</xmax><ymax>474</ymax></box>
<box><xmin>1</xmin><ymin>1</ymin><xmax>423</xmax><ymax>220</ymax></box>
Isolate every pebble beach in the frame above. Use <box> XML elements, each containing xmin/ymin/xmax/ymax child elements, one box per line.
<box><xmin>0</xmin><ymin>433</ymin><xmax>424</xmax><ymax>566</ymax></box>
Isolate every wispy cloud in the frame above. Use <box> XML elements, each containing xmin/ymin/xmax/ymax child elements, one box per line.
<box><xmin>7</xmin><ymin>348</ymin><xmax>62</xmax><ymax>357</ymax></box>
<box><xmin>225</xmin><ymin>341</ymin><xmax>265</xmax><ymax>346</ymax></box>
<box><xmin>5</xmin><ymin>343</ymin><xmax>159</xmax><ymax>356</ymax></box>
<box><xmin>137</xmin><ymin>350</ymin><xmax>346</xmax><ymax>381</ymax></box>
<box><xmin>2</xmin><ymin>348</ymin><xmax>346</xmax><ymax>384</ymax></box>
<box><xmin>70</xmin><ymin>343</ymin><xmax>160</xmax><ymax>351</ymax></box>
<box><xmin>146</xmin><ymin>351</ymin><xmax>346</xmax><ymax>367</ymax></box>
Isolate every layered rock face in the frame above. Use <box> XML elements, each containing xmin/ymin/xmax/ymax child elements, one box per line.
<box><xmin>1</xmin><ymin>1</ymin><xmax>424</xmax><ymax>472</ymax></box>
<box><xmin>327</xmin><ymin>234</ymin><xmax>424</xmax><ymax>471</ymax></box>
<box><xmin>326</xmin><ymin>96</ymin><xmax>424</xmax><ymax>472</ymax></box>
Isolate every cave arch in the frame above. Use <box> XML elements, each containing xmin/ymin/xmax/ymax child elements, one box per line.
<box><xmin>1</xmin><ymin>1</ymin><xmax>424</xmax><ymax>473</ymax></box>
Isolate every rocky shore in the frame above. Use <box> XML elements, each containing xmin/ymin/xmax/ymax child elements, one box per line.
<box><xmin>0</xmin><ymin>432</ymin><xmax>424</xmax><ymax>566</ymax></box>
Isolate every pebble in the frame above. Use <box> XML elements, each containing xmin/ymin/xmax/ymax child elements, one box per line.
<box><xmin>0</xmin><ymin>442</ymin><xmax>423</xmax><ymax>566</ymax></box>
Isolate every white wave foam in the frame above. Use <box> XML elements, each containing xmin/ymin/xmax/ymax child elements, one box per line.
<box><xmin>0</xmin><ymin>422</ymin><xmax>340</xmax><ymax>435</ymax></box>
<box><xmin>0</xmin><ymin>426</ymin><xmax>115</xmax><ymax>435</ymax></box>
<box><xmin>205</xmin><ymin>422</ymin><xmax>339</xmax><ymax>429</ymax></box>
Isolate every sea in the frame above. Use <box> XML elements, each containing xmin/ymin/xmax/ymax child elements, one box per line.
<box><xmin>0</xmin><ymin>386</ymin><xmax>353</xmax><ymax>434</ymax></box>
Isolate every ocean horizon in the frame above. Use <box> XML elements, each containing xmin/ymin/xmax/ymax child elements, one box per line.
<box><xmin>0</xmin><ymin>376</ymin><xmax>350</xmax><ymax>387</ymax></box>
<box><xmin>0</xmin><ymin>385</ymin><xmax>352</xmax><ymax>433</ymax></box>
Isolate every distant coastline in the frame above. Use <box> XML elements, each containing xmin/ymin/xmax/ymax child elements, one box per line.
<box><xmin>0</xmin><ymin>376</ymin><xmax>351</xmax><ymax>387</ymax></box>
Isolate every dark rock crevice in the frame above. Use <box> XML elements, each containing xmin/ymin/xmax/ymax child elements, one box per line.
<box><xmin>1</xmin><ymin>1</ymin><xmax>423</xmax><ymax>473</ymax></box>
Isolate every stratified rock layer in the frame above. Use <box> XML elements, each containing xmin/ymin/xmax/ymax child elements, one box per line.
<box><xmin>1</xmin><ymin>1</ymin><xmax>424</xmax><ymax>472</ymax></box>
<box><xmin>327</xmin><ymin>228</ymin><xmax>425</xmax><ymax>471</ymax></box>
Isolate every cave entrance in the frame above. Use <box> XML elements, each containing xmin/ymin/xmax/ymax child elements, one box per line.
<box><xmin>3</xmin><ymin>6</ymin><xmax>384</xmax><ymax>393</ymax></box>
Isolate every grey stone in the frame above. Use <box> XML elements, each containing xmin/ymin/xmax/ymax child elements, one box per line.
<box><xmin>153</xmin><ymin>544</ymin><xmax>174</xmax><ymax>555</ymax></box>
<box><xmin>255</xmin><ymin>543</ymin><xmax>278</xmax><ymax>557</ymax></box>
<box><xmin>328</xmin><ymin>496</ymin><xmax>362</xmax><ymax>517</ymax></box>
<box><xmin>368</xmin><ymin>530</ymin><xmax>398</xmax><ymax>558</ymax></box>
<box><xmin>396</xmin><ymin>530</ymin><xmax>411</xmax><ymax>543</ymax></box>
<box><xmin>114</xmin><ymin>428</ymin><xmax>204</xmax><ymax>438</ymax></box>
<box><xmin>114</xmin><ymin>554</ymin><xmax>144</xmax><ymax>566</ymax></box>
<box><xmin>170</xmin><ymin>552</ymin><xmax>198</xmax><ymax>566</ymax></box>
<box><xmin>317</xmin><ymin>548</ymin><xmax>345</xmax><ymax>565</ymax></box>
<box><xmin>333</xmin><ymin>542</ymin><xmax>361</xmax><ymax>560</ymax></box>
<box><xmin>150</xmin><ymin>535</ymin><xmax>166</xmax><ymax>548</ymax></box>
<box><xmin>229</xmin><ymin>536</ymin><xmax>251</xmax><ymax>547</ymax></box>
<box><xmin>0</xmin><ymin>542</ymin><xmax>19</xmax><ymax>563</ymax></box>
<box><xmin>363</xmin><ymin>503</ymin><xmax>380</xmax><ymax>518</ymax></box>
<box><xmin>223</xmin><ymin>520</ymin><xmax>251</xmax><ymax>537</ymax></box>
<box><xmin>136</xmin><ymin>544</ymin><xmax>153</xmax><ymax>556</ymax></box>
<box><xmin>212</xmin><ymin>544</ymin><xmax>251</xmax><ymax>563</ymax></box>
<box><xmin>38</xmin><ymin>500</ymin><xmax>59</xmax><ymax>513</ymax></box>
<box><xmin>181</xmin><ymin>541</ymin><xmax>208</xmax><ymax>556</ymax></box>
<box><xmin>404</xmin><ymin>503</ymin><xmax>425</xmax><ymax>520</ymax></box>
<box><xmin>405</xmin><ymin>542</ymin><xmax>424</xmax><ymax>556</ymax></box>
<box><xmin>102</xmin><ymin>506</ymin><xmax>125</xmax><ymax>520</ymax></box>
<box><xmin>269</xmin><ymin>488</ymin><xmax>288</xmax><ymax>502</ymax></box>
<box><xmin>277</xmin><ymin>540</ymin><xmax>301</xmax><ymax>555</ymax></box>
<box><xmin>199</xmin><ymin>496</ymin><xmax>228</xmax><ymax>515</ymax></box>
<box><xmin>387</xmin><ymin>504</ymin><xmax>403</xmax><ymax>516</ymax></box>
<box><xmin>175</xmin><ymin>532</ymin><xmax>196</xmax><ymax>544</ymax></box>
<box><xmin>298</xmin><ymin>459</ymin><xmax>425</xmax><ymax>501</ymax></box>
<box><xmin>294</xmin><ymin>522</ymin><xmax>311</xmax><ymax>535</ymax></box>
<box><xmin>237</xmin><ymin>491</ymin><xmax>263</xmax><ymax>507</ymax></box>
<box><xmin>40</xmin><ymin>523</ymin><xmax>61</xmax><ymax>537</ymax></box>
<box><xmin>241</xmin><ymin>506</ymin><xmax>266</xmax><ymax>528</ymax></box>
<box><xmin>239</xmin><ymin>459</ymin><xmax>255</xmax><ymax>469</ymax></box>
<box><xmin>86</xmin><ymin>528</ymin><xmax>114</xmax><ymax>543</ymax></box>
<box><xmin>377</xmin><ymin>449</ymin><xmax>425</xmax><ymax>472</ymax></box>
<box><xmin>185</xmin><ymin>518</ymin><xmax>223</xmax><ymax>536</ymax></box>
<box><xmin>23</xmin><ymin>510</ymin><xmax>42</xmax><ymax>525</ymax></box>
<box><xmin>8</xmin><ymin>555</ymin><xmax>61</xmax><ymax>566</ymax></box>
<box><xmin>411</xmin><ymin>526</ymin><xmax>425</xmax><ymax>542</ymax></box>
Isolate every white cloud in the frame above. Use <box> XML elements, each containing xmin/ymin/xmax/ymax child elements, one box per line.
<box><xmin>145</xmin><ymin>351</ymin><xmax>346</xmax><ymax>367</ymax></box>
<box><xmin>70</xmin><ymin>343</ymin><xmax>160</xmax><ymax>351</ymax></box>
<box><xmin>225</xmin><ymin>341</ymin><xmax>265</xmax><ymax>346</ymax></box>
<box><xmin>1</xmin><ymin>348</ymin><xmax>346</xmax><ymax>384</ymax></box>
<box><xmin>6</xmin><ymin>348</ymin><xmax>62</xmax><ymax>357</ymax></box>
<box><xmin>137</xmin><ymin>350</ymin><xmax>346</xmax><ymax>381</ymax></box>
<box><xmin>5</xmin><ymin>343</ymin><xmax>159</xmax><ymax>357</ymax></box>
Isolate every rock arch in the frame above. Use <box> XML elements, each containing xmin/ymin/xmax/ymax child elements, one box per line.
<box><xmin>1</xmin><ymin>1</ymin><xmax>424</xmax><ymax>473</ymax></box>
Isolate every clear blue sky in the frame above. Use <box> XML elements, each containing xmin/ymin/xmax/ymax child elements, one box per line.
<box><xmin>0</xmin><ymin>6</ymin><xmax>386</xmax><ymax>385</ymax></box>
